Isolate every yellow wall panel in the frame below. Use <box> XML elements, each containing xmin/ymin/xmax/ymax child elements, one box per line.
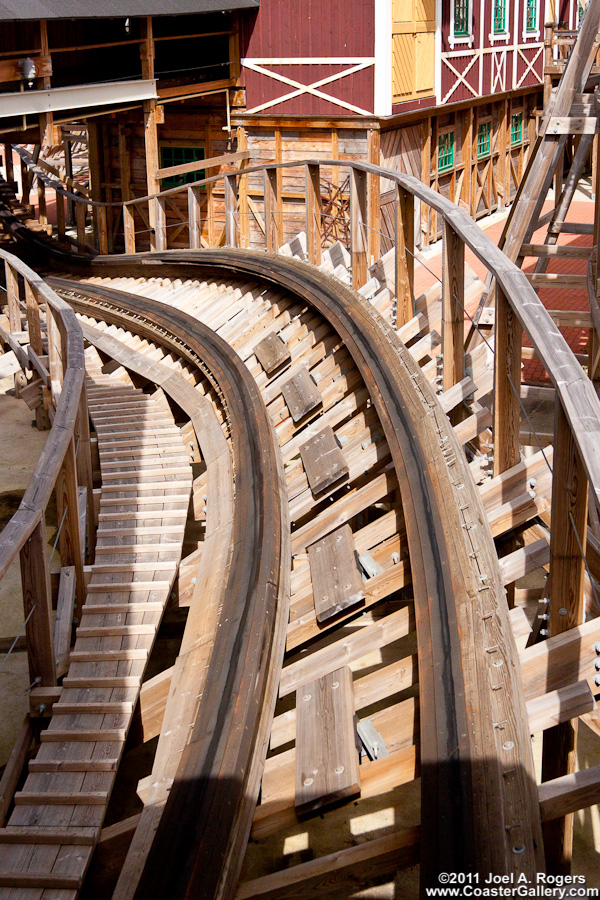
<box><xmin>415</xmin><ymin>32</ymin><xmax>435</xmax><ymax>93</ymax></box>
<box><xmin>392</xmin><ymin>33</ymin><xmax>415</xmax><ymax>100</ymax></box>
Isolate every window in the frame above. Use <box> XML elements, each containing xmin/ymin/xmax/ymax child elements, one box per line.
<box><xmin>493</xmin><ymin>0</ymin><xmax>506</xmax><ymax>33</ymax></box>
<box><xmin>511</xmin><ymin>112</ymin><xmax>523</xmax><ymax>145</ymax></box>
<box><xmin>454</xmin><ymin>0</ymin><xmax>469</xmax><ymax>36</ymax></box>
<box><xmin>160</xmin><ymin>146</ymin><xmax>205</xmax><ymax>189</ymax></box>
<box><xmin>438</xmin><ymin>132</ymin><xmax>454</xmax><ymax>172</ymax></box>
<box><xmin>525</xmin><ymin>0</ymin><xmax>537</xmax><ymax>30</ymax></box>
<box><xmin>477</xmin><ymin>121</ymin><xmax>491</xmax><ymax>157</ymax></box>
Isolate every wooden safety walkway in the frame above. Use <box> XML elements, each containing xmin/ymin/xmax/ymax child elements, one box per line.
<box><xmin>0</xmin><ymin>357</ymin><xmax>192</xmax><ymax>897</ymax></box>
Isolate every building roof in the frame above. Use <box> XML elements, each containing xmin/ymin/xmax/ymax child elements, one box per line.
<box><xmin>0</xmin><ymin>0</ymin><xmax>258</xmax><ymax>20</ymax></box>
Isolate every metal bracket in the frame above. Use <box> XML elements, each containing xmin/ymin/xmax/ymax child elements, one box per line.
<box><xmin>357</xmin><ymin>718</ymin><xmax>388</xmax><ymax>761</ymax></box>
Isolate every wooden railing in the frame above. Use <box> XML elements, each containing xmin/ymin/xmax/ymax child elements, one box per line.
<box><xmin>0</xmin><ymin>250</ymin><xmax>94</xmax><ymax>701</ymax></box>
<box><xmin>12</xmin><ymin>148</ymin><xmax>600</xmax><ymax>611</ymax></box>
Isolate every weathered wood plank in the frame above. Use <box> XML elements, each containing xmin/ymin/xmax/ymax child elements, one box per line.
<box><xmin>280</xmin><ymin>366</ymin><xmax>322</xmax><ymax>423</ymax></box>
<box><xmin>295</xmin><ymin>666</ymin><xmax>360</xmax><ymax>816</ymax></box>
<box><xmin>299</xmin><ymin>426</ymin><xmax>348</xmax><ymax>495</ymax></box>
<box><xmin>254</xmin><ymin>332</ymin><xmax>291</xmax><ymax>375</ymax></box>
<box><xmin>307</xmin><ymin>524</ymin><xmax>364</xmax><ymax>623</ymax></box>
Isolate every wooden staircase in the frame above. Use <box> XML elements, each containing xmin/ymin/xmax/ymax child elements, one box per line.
<box><xmin>0</xmin><ymin>356</ymin><xmax>191</xmax><ymax>897</ymax></box>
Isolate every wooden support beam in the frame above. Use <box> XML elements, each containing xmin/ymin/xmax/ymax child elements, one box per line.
<box><xmin>20</xmin><ymin>517</ymin><xmax>56</xmax><ymax>686</ymax></box>
<box><xmin>153</xmin><ymin>196</ymin><xmax>167</xmax><ymax>252</ymax></box>
<box><xmin>3</xmin><ymin>143</ymin><xmax>14</xmax><ymax>188</ymax></box>
<box><xmin>350</xmin><ymin>166</ymin><xmax>368</xmax><ymax>290</ymax></box>
<box><xmin>395</xmin><ymin>186</ymin><xmax>414</xmax><ymax>328</ymax></box>
<box><xmin>441</xmin><ymin>221</ymin><xmax>464</xmax><ymax>407</ymax></box>
<box><xmin>527</xmin><ymin>681</ymin><xmax>595</xmax><ymax>734</ymax></box>
<box><xmin>264</xmin><ymin>166</ymin><xmax>282</xmax><ymax>253</ymax></box>
<box><xmin>75</xmin><ymin>383</ymin><xmax>96</xmax><ymax>558</ymax></box>
<box><xmin>51</xmin><ymin>177</ymin><xmax>64</xmax><ymax>238</ymax></box>
<box><xmin>4</xmin><ymin>260</ymin><xmax>21</xmax><ymax>333</ymax></box>
<box><xmin>143</xmin><ymin>97</ymin><xmax>161</xmax><ymax>249</ymax></box>
<box><xmin>542</xmin><ymin>399</ymin><xmax>589</xmax><ymax>874</ymax></box>
<box><xmin>75</xmin><ymin>201</ymin><xmax>87</xmax><ymax>254</ymax></box>
<box><xmin>53</xmin><ymin>566</ymin><xmax>75</xmax><ymax>678</ymax></box>
<box><xmin>305</xmin><ymin>163</ymin><xmax>321</xmax><ymax>266</ymax></box>
<box><xmin>55</xmin><ymin>437</ymin><xmax>86</xmax><ymax>620</ymax></box>
<box><xmin>367</xmin><ymin>127</ymin><xmax>381</xmax><ymax>265</ymax></box>
<box><xmin>0</xmin><ymin>716</ymin><xmax>33</xmax><ymax>826</ymax></box>
<box><xmin>225</xmin><ymin>172</ymin><xmax>238</xmax><ymax>248</ymax></box>
<box><xmin>24</xmin><ymin>280</ymin><xmax>42</xmax><ymax>356</ymax></box>
<box><xmin>187</xmin><ymin>185</ymin><xmax>202</xmax><ymax>250</ymax></box>
<box><xmin>539</xmin><ymin>764</ymin><xmax>600</xmax><ymax>822</ymax></box>
<box><xmin>493</xmin><ymin>285</ymin><xmax>522</xmax><ymax>477</ymax></box>
<box><xmin>236</xmin><ymin>826</ymin><xmax>420</xmax><ymax>899</ymax></box>
<box><xmin>123</xmin><ymin>203</ymin><xmax>136</xmax><ymax>254</ymax></box>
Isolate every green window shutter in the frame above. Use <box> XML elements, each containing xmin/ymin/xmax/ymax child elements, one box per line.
<box><xmin>477</xmin><ymin>121</ymin><xmax>491</xmax><ymax>158</ymax></box>
<box><xmin>493</xmin><ymin>0</ymin><xmax>506</xmax><ymax>32</ymax></box>
<box><xmin>526</xmin><ymin>0</ymin><xmax>537</xmax><ymax>30</ymax></box>
<box><xmin>438</xmin><ymin>132</ymin><xmax>454</xmax><ymax>172</ymax></box>
<box><xmin>454</xmin><ymin>0</ymin><xmax>469</xmax><ymax>36</ymax></box>
<box><xmin>511</xmin><ymin>112</ymin><xmax>523</xmax><ymax>145</ymax></box>
<box><xmin>160</xmin><ymin>146</ymin><xmax>206</xmax><ymax>189</ymax></box>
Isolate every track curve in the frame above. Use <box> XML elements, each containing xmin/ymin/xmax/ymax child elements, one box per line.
<box><xmin>44</xmin><ymin>245</ymin><xmax>543</xmax><ymax>893</ymax></box>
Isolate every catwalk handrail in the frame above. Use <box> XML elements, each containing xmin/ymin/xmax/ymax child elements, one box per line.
<box><xmin>14</xmin><ymin>149</ymin><xmax>600</xmax><ymax>507</ymax></box>
<box><xmin>0</xmin><ymin>249</ymin><xmax>93</xmax><ymax>688</ymax></box>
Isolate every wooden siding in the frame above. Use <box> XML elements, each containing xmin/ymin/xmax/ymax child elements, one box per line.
<box><xmin>381</xmin><ymin>90</ymin><xmax>542</xmax><ymax>247</ymax></box>
<box><xmin>242</xmin><ymin>125</ymin><xmax>369</xmax><ymax>249</ymax></box>
<box><xmin>240</xmin><ymin>0</ymin><xmax>375</xmax><ymax>117</ymax></box>
<box><xmin>94</xmin><ymin>104</ymin><xmax>232</xmax><ymax>252</ymax></box>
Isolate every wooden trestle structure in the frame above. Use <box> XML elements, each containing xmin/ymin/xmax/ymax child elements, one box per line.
<box><xmin>3</xmin><ymin>8</ymin><xmax>600</xmax><ymax>898</ymax></box>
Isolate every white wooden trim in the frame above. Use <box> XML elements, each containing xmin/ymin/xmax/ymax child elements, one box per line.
<box><xmin>241</xmin><ymin>60</ymin><xmax>375</xmax><ymax>116</ymax></box>
<box><xmin>515</xmin><ymin>45</ymin><xmax>544</xmax><ymax>87</ymax></box>
<box><xmin>448</xmin><ymin>0</ymin><xmax>474</xmax><ymax>50</ymax></box>
<box><xmin>242</xmin><ymin>57</ymin><xmax>375</xmax><ymax>65</ymax></box>
<box><xmin>374</xmin><ymin>0</ymin><xmax>392</xmax><ymax>117</ymax></box>
<box><xmin>435</xmin><ymin>0</ymin><xmax>443</xmax><ymax>104</ymax></box>
<box><xmin>441</xmin><ymin>52</ymin><xmax>479</xmax><ymax>104</ymax></box>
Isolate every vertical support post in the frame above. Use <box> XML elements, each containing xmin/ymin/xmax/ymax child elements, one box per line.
<box><xmin>305</xmin><ymin>163</ymin><xmax>321</xmax><ymax>266</ymax></box>
<box><xmin>96</xmin><ymin>206</ymin><xmax>109</xmax><ymax>255</ymax></box>
<box><xmin>350</xmin><ymin>166</ymin><xmax>368</xmax><ymax>290</ymax></box>
<box><xmin>542</xmin><ymin>400</ymin><xmax>588</xmax><ymax>874</ymax></box>
<box><xmin>37</xmin><ymin>177</ymin><xmax>47</xmax><ymax>225</ymax></box>
<box><xmin>87</xmin><ymin>120</ymin><xmax>105</xmax><ymax>252</ymax></box>
<box><xmin>20</xmin><ymin>517</ymin><xmax>56</xmax><ymax>686</ymax></box>
<box><xmin>206</xmin><ymin>180</ymin><xmax>215</xmax><ymax>247</ymax></box>
<box><xmin>143</xmin><ymin>100</ymin><xmax>161</xmax><ymax>245</ymax></box>
<box><xmin>25</xmin><ymin>281</ymin><xmax>43</xmax><ymax>355</ymax></box>
<box><xmin>153</xmin><ymin>196</ymin><xmax>167</xmax><ymax>252</ymax></box>
<box><xmin>4</xmin><ymin>143</ymin><xmax>14</xmax><ymax>189</ymax></box>
<box><xmin>367</xmin><ymin>128</ymin><xmax>381</xmax><ymax>266</ymax></box>
<box><xmin>264</xmin><ymin>166</ymin><xmax>282</xmax><ymax>253</ymax></box>
<box><xmin>188</xmin><ymin>185</ymin><xmax>202</xmax><ymax>249</ymax></box>
<box><xmin>64</xmin><ymin>137</ymin><xmax>74</xmax><ymax>224</ymax></box>
<box><xmin>493</xmin><ymin>285</ymin><xmax>522</xmax><ymax>477</ymax></box>
<box><xmin>237</xmin><ymin>126</ymin><xmax>250</xmax><ymax>249</ymax></box>
<box><xmin>20</xmin><ymin>156</ymin><xmax>30</xmax><ymax>206</ymax></box>
<box><xmin>55</xmin><ymin>437</ymin><xmax>86</xmax><ymax>621</ymax></box>
<box><xmin>123</xmin><ymin>203</ymin><xmax>136</xmax><ymax>254</ymax></box>
<box><xmin>47</xmin><ymin>307</ymin><xmax>64</xmax><ymax>398</ymax></box>
<box><xmin>395</xmin><ymin>185</ymin><xmax>415</xmax><ymax>328</ymax></box>
<box><xmin>225</xmin><ymin>173</ymin><xmax>239</xmax><ymax>248</ymax></box>
<box><xmin>420</xmin><ymin>118</ymin><xmax>431</xmax><ymax>247</ymax></box>
<box><xmin>75</xmin><ymin>382</ymin><xmax>96</xmax><ymax>560</ymax></box>
<box><xmin>55</xmin><ymin>190</ymin><xmax>66</xmax><ymax>240</ymax></box>
<box><xmin>75</xmin><ymin>201</ymin><xmax>87</xmax><ymax>254</ymax></box>
<box><xmin>4</xmin><ymin>261</ymin><xmax>21</xmax><ymax>333</ymax></box>
<box><xmin>441</xmin><ymin>222</ymin><xmax>465</xmax><ymax>403</ymax></box>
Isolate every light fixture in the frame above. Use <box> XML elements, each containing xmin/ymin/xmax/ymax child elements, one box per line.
<box><xmin>18</xmin><ymin>57</ymin><xmax>37</xmax><ymax>88</ymax></box>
